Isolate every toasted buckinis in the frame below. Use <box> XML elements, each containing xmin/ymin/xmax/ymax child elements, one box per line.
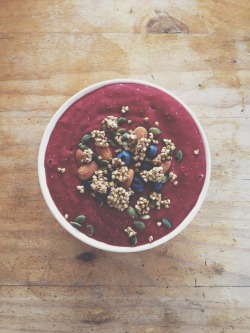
<box><xmin>95</xmin><ymin>146</ymin><xmax>112</xmax><ymax>160</ymax></box>
<box><xmin>122</xmin><ymin>169</ymin><xmax>134</xmax><ymax>189</ymax></box>
<box><xmin>133</xmin><ymin>126</ymin><xmax>148</xmax><ymax>140</ymax></box>
<box><xmin>78</xmin><ymin>162</ymin><xmax>98</xmax><ymax>180</ymax></box>
<box><xmin>161</xmin><ymin>160</ymin><xmax>171</xmax><ymax>173</ymax></box>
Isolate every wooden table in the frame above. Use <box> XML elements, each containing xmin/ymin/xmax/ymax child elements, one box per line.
<box><xmin>1</xmin><ymin>1</ymin><xmax>249</xmax><ymax>332</ymax></box>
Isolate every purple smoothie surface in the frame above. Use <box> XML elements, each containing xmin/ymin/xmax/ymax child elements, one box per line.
<box><xmin>45</xmin><ymin>83</ymin><xmax>206</xmax><ymax>247</ymax></box>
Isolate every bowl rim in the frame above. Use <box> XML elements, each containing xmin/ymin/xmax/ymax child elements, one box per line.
<box><xmin>38</xmin><ymin>78</ymin><xmax>211</xmax><ymax>253</ymax></box>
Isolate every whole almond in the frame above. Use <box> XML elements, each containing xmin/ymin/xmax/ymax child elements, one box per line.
<box><xmin>133</xmin><ymin>126</ymin><xmax>148</xmax><ymax>140</ymax></box>
<box><xmin>95</xmin><ymin>146</ymin><xmax>112</xmax><ymax>160</ymax></box>
<box><xmin>161</xmin><ymin>160</ymin><xmax>171</xmax><ymax>173</ymax></box>
<box><xmin>76</xmin><ymin>149</ymin><xmax>85</xmax><ymax>167</ymax></box>
<box><xmin>78</xmin><ymin>162</ymin><xmax>98</xmax><ymax>180</ymax></box>
<box><xmin>121</xmin><ymin>169</ymin><xmax>134</xmax><ymax>189</ymax></box>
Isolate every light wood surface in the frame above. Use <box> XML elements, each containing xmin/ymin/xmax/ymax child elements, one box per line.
<box><xmin>1</xmin><ymin>1</ymin><xmax>249</xmax><ymax>332</ymax></box>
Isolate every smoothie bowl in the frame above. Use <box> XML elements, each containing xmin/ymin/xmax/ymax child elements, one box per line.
<box><xmin>38</xmin><ymin>79</ymin><xmax>211</xmax><ymax>252</ymax></box>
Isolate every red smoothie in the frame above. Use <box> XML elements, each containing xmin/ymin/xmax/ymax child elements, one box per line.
<box><xmin>45</xmin><ymin>83</ymin><xmax>206</xmax><ymax>247</ymax></box>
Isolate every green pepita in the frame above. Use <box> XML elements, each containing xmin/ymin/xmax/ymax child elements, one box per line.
<box><xmin>108</xmin><ymin>139</ymin><xmax>119</xmax><ymax>148</ymax></box>
<box><xmin>86</xmin><ymin>224</ymin><xmax>94</xmax><ymax>237</ymax></box>
<box><xmin>133</xmin><ymin>221</ymin><xmax>146</xmax><ymax>229</ymax></box>
<box><xmin>92</xmin><ymin>152</ymin><xmax>99</xmax><ymax>162</ymax></box>
<box><xmin>117</xmin><ymin>128</ymin><xmax>126</xmax><ymax>134</ymax></box>
<box><xmin>101</xmin><ymin>124</ymin><xmax>108</xmax><ymax>133</ymax></box>
<box><xmin>127</xmin><ymin>206</ymin><xmax>138</xmax><ymax>218</ymax></box>
<box><xmin>74</xmin><ymin>215</ymin><xmax>86</xmax><ymax>225</ymax></box>
<box><xmin>149</xmin><ymin>127</ymin><xmax>162</xmax><ymax>136</ymax></box>
<box><xmin>122</xmin><ymin>140</ymin><xmax>128</xmax><ymax>147</ymax></box>
<box><xmin>139</xmin><ymin>214</ymin><xmax>150</xmax><ymax>220</ymax></box>
<box><xmin>162</xmin><ymin>218</ymin><xmax>172</xmax><ymax>229</ymax></box>
<box><xmin>117</xmin><ymin>117</ymin><xmax>126</xmax><ymax>125</ymax></box>
<box><xmin>175</xmin><ymin>150</ymin><xmax>183</xmax><ymax>162</ymax></box>
<box><xmin>70</xmin><ymin>221</ymin><xmax>82</xmax><ymax>228</ymax></box>
<box><xmin>122</xmin><ymin>132</ymin><xmax>129</xmax><ymax>139</ymax></box>
<box><xmin>95</xmin><ymin>196</ymin><xmax>104</xmax><ymax>207</ymax></box>
<box><xmin>129</xmin><ymin>235</ymin><xmax>137</xmax><ymax>246</ymax></box>
<box><xmin>161</xmin><ymin>174</ymin><xmax>169</xmax><ymax>184</ymax></box>
<box><xmin>78</xmin><ymin>143</ymin><xmax>89</xmax><ymax>151</ymax></box>
<box><xmin>100</xmin><ymin>159</ymin><xmax>109</xmax><ymax>167</ymax></box>
<box><xmin>81</xmin><ymin>133</ymin><xmax>92</xmax><ymax>144</ymax></box>
<box><xmin>149</xmin><ymin>201</ymin><xmax>156</xmax><ymax>208</ymax></box>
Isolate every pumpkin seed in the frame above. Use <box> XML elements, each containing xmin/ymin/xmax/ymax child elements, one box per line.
<box><xmin>114</xmin><ymin>132</ymin><xmax>121</xmax><ymax>137</ymax></box>
<box><xmin>81</xmin><ymin>133</ymin><xmax>92</xmax><ymax>144</ymax></box>
<box><xmin>122</xmin><ymin>140</ymin><xmax>128</xmax><ymax>147</ymax></box>
<box><xmin>100</xmin><ymin>159</ymin><xmax>109</xmax><ymax>167</ymax></box>
<box><xmin>129</xmin><ymin>235</ymin><xmax>137</xmax><ymax>246</ymax></box>
<box><xmin>92</xmin><ymin>152</ymin><xmax>99</xmax><ymax>162</ymax></box>
<box><xmin>122</xmin><ymin>132</ymin><xmax>128</xmax><ymax>139</ymax></box>
<box><xmin>101</xmin><ymin>124</ymin><xmax>108</xmax><ymax>133</ymax></box>
<box><xmin>74</xmin><ymin>215</ymin><xmax>86</xmax><ymax>225</ymax></box>
<box><xmin>162</xmin><ymin>218</ymin><xmax>172</xmax><ymax>229</ymax></box>
<box><xmin>149</xmin><ymin>127</ymin><xmax>162</xmax><ymax>136</ymax></box>
<box><xmin>161</xmin><ymin>174</ymin><xmax>169</xmax><ymax>184</ymax></box>
<box><xmin>70</xmin><ymin>221</ymin><xmax>82</xmax><ymax>228</ymax></box>
<box><xmin>133</xmin><ymin>221</ymin><xmax>145</xmax><ymax>229</ymax></box>
<box><xmin>139</xmin><ymin>214</ymin><xmax>150</xmax><ymax>220</ymax></box>
<box><xmin>127</xmin><ymin>206</ymin><xmax>138</xmax><ymax>218</ymax></box>
<box><xmin>117</xmin><ymin>117</ymin><xmax>126</xmax><ymax>125</ymax></box>
<box><xmin>95</xmin><ymin>196</ymin><xmax>103</xmax><ymax>207</ymax></box>
<box><xmin>86</xmin><ymin>224</ymin><xmax>94</xmax><ymax>237</ymax></box>
<box><xmin>149</xmin><ymin>201</ymin><xmax>156</xmax><ymax>208</ymax></box>
<box><xmin>117</xmin><ymin>128</ymin><xmax>126</xmax><ymax>134</ymax></box>
<box><xmin>108</xmin><ymin>139</ymin><xmax>119</xmax><ymax>148</ymax></box>
<box><xmin>78</xmin><ymin>143</ymin><xmax>89</xmax><ymax>151</ymax></box>
<box><xmin>175</xmin><ymin>150</ymin><xmax>183</xmax><ymax>162</ymax></box>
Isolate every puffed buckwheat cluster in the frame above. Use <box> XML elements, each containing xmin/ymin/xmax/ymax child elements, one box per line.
<box><xmin>91</xmin><ymin>170</ymin><xmax>109</xmax><ymax>194</ymax></box>
<box><xmin>91</xmin><ymin>130</ymin><xmax>109</xmax><ymax>147</ymax></box>
<box><xmin>135</xmin><ymin>197</ymin><xmax>150</xmax><ymax>215</ymax></box>
<box><xmin>134</xmin><ymin>137</ymin><xmax>151</xmax><ymax>161</ymax></box>
<box><xmin>102</xmin><ymin>116</ymin><xmax>118</xmax><ymax>130</ymax></box>
<box><xmin>107</xmin><ymin>187</ymin><xmax>133</xmax><ymax>211</ymax></box>
<box><xmin>140</xmin><ymin>166</ymin><xmax>164</xmax><ymax>183</ymax></box>
<box><xmin>81</xmin><ymin>148</ymin><xmax>93</xmax><ymax>163</ymax></box>
<box><xmin>111</xmin><ymin>165</ymin><xmax>129</xmax><ymax>182</ymax></box>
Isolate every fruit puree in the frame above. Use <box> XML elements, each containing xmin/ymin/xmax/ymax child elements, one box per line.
<box><xmin>45</xmin><ymin>83</ymin><xmax>206</xmax><ymax>247</ymax></box>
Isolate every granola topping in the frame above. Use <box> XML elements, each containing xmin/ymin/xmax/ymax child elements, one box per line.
<box><xmin>102</xmin><ymin>116</ymin><xmax>118</xmax><ymax>130</ymax></box>
<box><xmin>91</xmin><ymin>130</ymin><xmax>109</xmax><ymax>147</ymax></box>
<box><xmin>91</xmin><ymin>170</ymin><xmax>109</xmax><ymax>194</ymax></box>
<box><xmin>135</xmin><ymin>197</ymin><xmax>150</xmax><ymax>215</ymax></box>
<box><xmin>107</xmin><ymin>187</ymin><xmax>133</xmax><ymax>211</ymax></box>
<box><xmin>81</xmin><ymin>149</ymin><xmax>93</xmax><ymax>163</ymax></box>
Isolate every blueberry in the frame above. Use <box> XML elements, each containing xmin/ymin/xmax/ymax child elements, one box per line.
<box><xmin>107</xmin><ymin>167</ymin><xmax>115</xmax><ymax>181</ymax></box>
<box><xmin>146</xmin><ymin>145</ymin><xmax>158</xmax><ymax>159</ymax></box>
<box><xmin>141</xmin><ymin>161</ymin><xmax>153</xmax><ymax>171</ymax></box>
<box><xmin>131</xmin><ymin>175</ymin><xmax>145</xmax><ymax>193</ymax></box>
<box><xmin>151</xmin><ymin>182</ymin><xmax>164</xmax><ymax>192</ymax></box>
<box><xmin>116</xmin><ymin>150</ymin><xmax>131</xmax><ymax>165</ymax></box>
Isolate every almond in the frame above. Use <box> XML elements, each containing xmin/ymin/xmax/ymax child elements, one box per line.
<box><xmin>78</xmin><ymin>162</ymin><xmax>98</xmax><ymax>180</ymax></box>
<box><xmin>76</xmin><ymin>149</ymin><xmax>85</xmax><ymax>167</ymax></box>
<box><xmin>95</xmin><ymin>146</ymin><xmax>112</xmax><ymax>160</ymax></box>
<box><xmin>121</xmin><ymin>169</ymin><xmax>134</xmax><ymax>189</ymax></box>
<box><xmin>161</xmin><ymin>160</ymin><xmax>171</xmax><ymax>173</ymax></box>
<box><xmin>133</xmin><ymin>126</ymin><xmax>148</xmax><ymax>140</ymax></box>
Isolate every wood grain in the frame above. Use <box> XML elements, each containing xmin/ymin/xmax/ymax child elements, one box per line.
<box><xmin>0</xmin><ymin>0</ymin><xmax>250</xmax><ymax>332</ymax></box>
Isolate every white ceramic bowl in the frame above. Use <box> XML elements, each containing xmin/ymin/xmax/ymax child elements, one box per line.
<box><xmin>38</xmin><ymin>79</ymin><xmax>211</xmax><ymax>253</ymax></box>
